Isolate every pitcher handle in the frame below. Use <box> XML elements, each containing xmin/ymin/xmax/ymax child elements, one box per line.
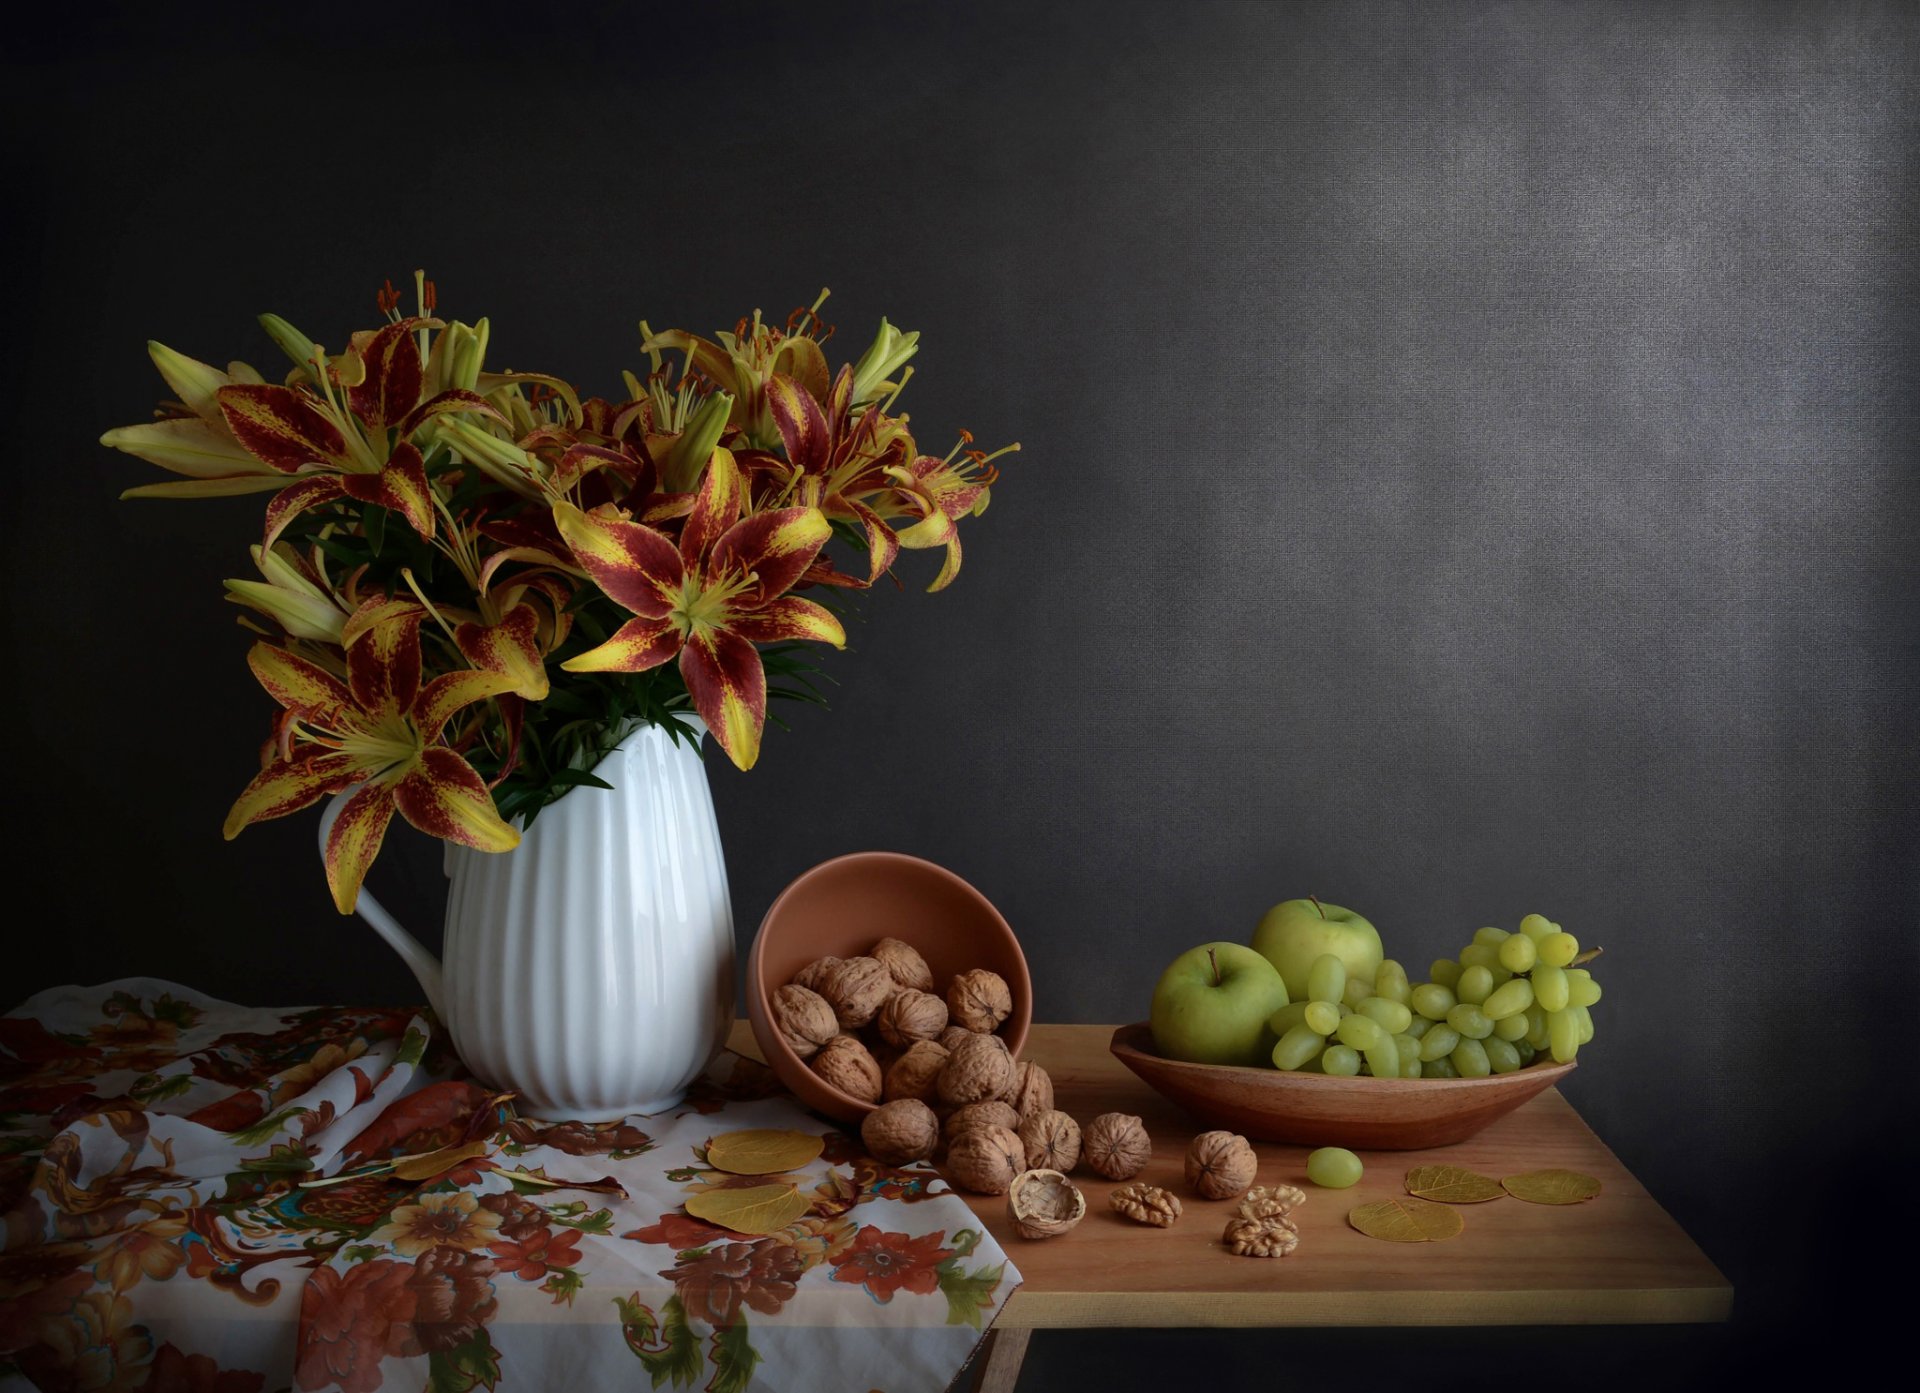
<box><xmin>317</xmin><ymin>790</ymin><xmax>448</xmax><ymax>1021</ymax></box>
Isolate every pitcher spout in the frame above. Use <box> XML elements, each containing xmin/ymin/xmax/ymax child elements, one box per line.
<box><xmin>317</xmin><ymin>791</ymin><xmax>449</xmax><ymax>1022</ymax></box>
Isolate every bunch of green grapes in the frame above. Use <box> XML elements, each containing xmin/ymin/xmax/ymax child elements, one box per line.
<box><xmin>1267</xmin><ymin>914</ymin><xmax>1602</xmax><ymax>1078</ymax></box>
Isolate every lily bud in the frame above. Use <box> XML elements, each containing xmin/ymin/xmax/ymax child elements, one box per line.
<box><xmin>664</xmin><ymin>391</ymin><xmax>733</xmax><ymax>493</ymax></box>
<box><xmin>850</xmin><ymin>318</ymin><xmax>920</xmax><ymax>403</ymax></box>
<box><xmin>224</xmin><ymin>545</ymin><xmax>346</xmax><ymax>643</ymax></box>
<box><xmin>439</xmin><ymin>417</ymin><xmax>546</xmax><ymax>499</ymax></box>
<box><xmin>258</xmin><ymin>314</ymin><xmax>319</xmax><ymax>377</ymax></box>
<box><xmin>146</xmin><ymin>342</ymin><xmax>232</xmax><ymax>422</ymax></box>
<box><xmin>453</xmin><ymin>318</ymin><xmax>490</xmax><ymax>393</ymax></box>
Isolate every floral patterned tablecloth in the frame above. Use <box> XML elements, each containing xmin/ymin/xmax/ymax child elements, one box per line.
<box><xmin>0</xmin><ymin>979</ymin><xmax>1018</xmax><ymax>1393</ymax></box>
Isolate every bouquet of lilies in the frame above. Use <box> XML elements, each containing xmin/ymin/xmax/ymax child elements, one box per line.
<box><xmin>105</xmin><ymin>275</ymin><xmax>1014</xmax><ymax>913</ymax></box>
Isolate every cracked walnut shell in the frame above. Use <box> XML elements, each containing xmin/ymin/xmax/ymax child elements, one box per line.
<box><xmin>876</xmin><ymin>989</ymin><xmax>948</xmax><ymax>1048</ymax></box>
<box><xmin>948</xmin><ymin>969</ymin><xmax>1012</xmax><ymax>1034</ymax></box>
<box><xmin>1082</xmin><ymin>1113</ymin><xmax>1151</xmax><ymax>1181</ymax></box>
<box><xmin>1223</xmin><ymin>1213</ymin><xmax>1299</xmax><ymax>1257</ymax></box>
<box><xmin>1017</xmin><ymin>1109</ymin><xmax>1081</xmax><ymax>1172</ymax></box>
<box><xmin>1007</xmin><ymin>1168</ymin><xmax>1086</xmax><ymax>1239</ymax></box>
<box><xmin>937</xmin><ymin>1032</ymin><xmax>1016</xmax><ymax>1106</ymax></box>
<box><xmin>882</xmin><ymin>1040</ymin><xmax>949</xmax><ymax>1104</ymax></box>
<box><xmin>869</xmin><ymin>937</ymin><xmax>934</xmax><ymax>993</ymax></box>
<box><xmin>1006</xmin><ymin>1060</ymin><xmax>1054</xmax><ymax>1120</ymax></box>
<box><xmin>1110</xmin><ymin>1183</ymin><xmax>1183</xmax><ymax>1227</ymax></box>
<box><xmin>860</xmin><ymin>1099</ymin><xmax>939</xmax><ymax>1166</ymax></box>
<box><xmin>817</xmin><ymin>956</ymin><xmax>895</xmax><ymax>1030</ymax></box>
<box><xmin>944</xmin><ymin>1124</ymin><xmax>1025</xmax><ymax>1195</ymax></box>
<box><xmin>1185</xmin><ymin>1131</ymin><xmax>1258</xmax><ymax>1200</ymax></box>
<box><xmin>770</xmin><ymin>984</ymin><xmax>839</xmax><ymax>1060</ymax></box>
<box><xmin>1236</xmin><ymin>1183</ymin><xmax>1307</xmax><ymax>1221</ymax></box>
<box><xmin>809</xmin><ymin>1034</ymin><xmax>882</xmax><ymax>1103</ymax></box>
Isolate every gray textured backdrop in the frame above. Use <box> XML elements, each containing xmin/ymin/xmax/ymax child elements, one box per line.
<box><xmin>7</xmin><ymin>1</ymin><xmax>1916</xmax><ymax>1386</ymax></box>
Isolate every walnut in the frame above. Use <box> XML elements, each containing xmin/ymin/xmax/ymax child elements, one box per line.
<box><xmin>1007</xmin><ymin>1060</ymin><xmax>1053</xmax><ymax>1121</ymax></box>
<box><xmin>1185</xmin><ymin>1131</ymin><xmax>1257</xmax><ymax>1200</ymax></box>
<box><xmin>790</xmin><ymin>955</ymin><xmax>842</xmax><ymax>994</ymax></box>
<box><xmin>937</xmin><ymin>1032</ymin><xmax>1016</xmax><ymax>1106</ymax></box>
<box><xmin>869</xmin><ymin>937</ymin><xmax>934</xmax><ymax>992</ymax></box>
<box><xmin>770</xmin><ymin>984</ymin><xmax>838</xmax><ymax>1060</ymax></box>
<box><xmin>809</xmin><ymin>1034</ymin><xmax>882</xmax><ymax>1103</ymax></box>
<box><xmin>875</xmin><ymin>989</ymin><xmax>948</xmax><ymax>1048</ymax></box>
<box><xmin>1016</xmin><ymin>1109</ymin><xmax>1081</xmax><ymax>1172</ymax></box>
<box><xmin>937</xmin><ymin>1025</ymin><xmax>974</xmax><ymax>1053</ymax></box>
<box><xmin>817</xmin><ymin>956</ymin><xmax>895</xmax><ymax>1030</ymax></box>
<box><xmin>944</xmin><ymin>1124</ymin><xmax>1024</xmax><ymax>1195</ymax></box>
<box><xmin>944</xmin><ymin>1100</ymin><xmax>1021</xmax><ymax>1147</ymax></box>
<box><xmin>1007</xmin><ymin>1168</ymin><xmax>1085</xmax><ymax>1239</ymax></box>
<box><xmin>860</xmin><ymin>1099</ymin><xmax>939</xmax><ymax>1166</ymax></box>
<box><xmin>1223</xmin><ymin>1213</ymin><xmax>1299</xmax><ymax>1257</ymax></box>
<box><xmin>1235</xmin><ymin>1183</ymin><xmax>1307</xmax><ymax>1221</ymax></box>
<box><xmin>1110</xmin><ymin>1182</ymin><xmax>1183</xmax><ymax>1227</ymax></box>
<box><xmin>948</xmin><ymin>968</ymin><xmax>1012</xmax><ymax>1033</ymax></box>
<box><xmin>1082</xmin><ymin>1113</ymin><xmax>1151</xmax><ymax>1181</ymax></box>
<box><xmin>882</xmin><ymin>1040</ymin><xmax>949</xmax><ymax>1104</ymax></box>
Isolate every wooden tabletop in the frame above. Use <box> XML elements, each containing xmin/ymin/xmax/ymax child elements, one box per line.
<box><xmin>728</xmin><ymin>1022</ymin><xmax>1732</xmax><ymax>1330</ymax></box>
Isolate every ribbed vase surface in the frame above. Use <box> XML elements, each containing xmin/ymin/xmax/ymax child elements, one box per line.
<box><xmin>436</xmin><ymin>719</ymin><xmax>735</xmax><ymax>1120</ymax></box>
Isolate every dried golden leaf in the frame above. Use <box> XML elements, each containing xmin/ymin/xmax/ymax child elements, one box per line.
<box><xmin>1502</xmin><ymin>1169</ymin><xmax>1602</xmax><ymax>1205</ymax></box>
<box><xmin>704</xmin><ymin>1129</ymin><xmax>825</xmax><ymax>1176</ymax></box>
<box><xmin>684</xmin><ymin>1183</ymin><xmax>812</xmax><ymax>1235</ymax></box>
<box><xmin>1405</xmin><ymin>1164</ymin><xmax>1505</xmax><ymax>1204</ymax></box>
<box><xmin>1347</xmin><ymin>1196</ymin><xmax>1466</xmax><ymax>1243</ymax></box>
<box><xmin>392</xmin><ymin>1140</ymin><xmax>491</xmax><ymax>1181</ymax></box>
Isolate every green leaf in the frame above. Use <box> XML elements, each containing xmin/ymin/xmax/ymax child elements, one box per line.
<box><xmin>425</xmin><ymin>1329</ymin><xmax>503</xmax><ymax>1393</ymax></box>
<box><xmin>541</xmin><ymin>1267</ymin><xmax>583</xmax><ymax>1306</ymax></box>
<box><xmin>364</xmin><ymin>503</ymin><xmax>389</xmax><ymax>556</ymax></box>
<box><xmin>551</xmin><ymin>1206</ymin><xmax>614</xmax><ymax>1235</ymax></box>
<box><xmin>706</xmin><ymin>1319</ymin><xmax>760</xmax><ymax>1393</ymax></box>
<box><xmin>227</xmin><ymin>1105</ymin><xmax>307</xmax><ymax>1147</ymax></box>
<box><xmin>130</xmin><ymin>1071</ymin><xmax>195</xmax><ymax>1104</ymax></box>
<box><xmin>236</xmin><ymin>1140</ymin><xmax>316</xmax><ymax>1174</ymax></box>
<box><xmin>936</xmin><ymin>1259</ymin><xmax>1004</xmax><ymax>1328</ymax></box>
<box><xmin>629</xmin><ymin>1294</ymin><xmax>700</xmax><ymax>1388</ymax></box>
<box><xmin>397</xmin><ymin>1027</ymin><xmax>428</xmax><ymax>1067</ymax></box>
<box><xmin>543</xmin><ymin>769</ymin><xmax>615</xmax><ymax>791</ymax></box>
<box><xmin>342</xmin><ymin>1243</ymin><xmax>381</xmax><ymax>1263</ymax></box>
<box><xmin>946</xmin><ymin>1226</ymin><xmax>983</xmax><ymax>1260</ymax></box>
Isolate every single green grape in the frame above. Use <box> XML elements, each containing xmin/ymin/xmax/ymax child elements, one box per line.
<box><xmin>1373</xmin><ymin>960</ymin><xmax>1411</xmax><ymax>1005</ymax></box>
<box><xmin>1547</xmin><ymin>1007</ymin><xmax>1580</xmax><ymax>1062</ymax></box>
<box><xmin>1482</xmin><ymin>978</ymin><xmax>1534</xmax><ymax>1021</ymax></box>
<box><xmin>1306</xmin><ymin>1147</ymin><xmax>1364</xmax><ymax>1189</ymax></box>
<box><xmin>1530</xmin><ymin>963</ymin><xmax>1570</xmax><ymax>1012</ymax></box>
<box><xmin>1456</xmin><ymin>966</ymin><xmax>1495</xmax><ymax>1005</ymax></box>
<box><xmin>1405</xmin><ymin>1016</ymin><xmax>1433</xmax><ymax>1039</ymax></box>
<box><xmin>1392</xmin><ymin>1032</ymin><xmax>1421</xmax><ymax>1062</ymax></box>
<box><xmin>1308</xmin><ymin>953</ymin><xmax>1347</xmax><ymax>1005</ymax></box>
<box><xmin>1488</xmin><ymin>967</ymin><xmax>1514</xmax><ymax>987</ymax></box>
<box><xmin>1572</xmin><ymin>1003</ymin><xmax>1595</xmax><ymax>1044</ymax></box>
<box><xmin>1473</xmin><ymin>926</ymin><xmax>1511</xmax><ymax>946</ymax></box>
<box><xmin>1303</xmin><ymin>1000</ymin><xmax>1341</xmax><ymax>1036</ymax></box>
<box><xmin>1515</xmin><ymin>1040</ymin><xmax>1537</xmax><ymax>1063</ymax></box>
<box><xmin>1483</xmin><ymin>1037</ymin><xmax>1522</xmax><ymax>1073</ymax></box>
<box><xmin>1399</xmin><ymin>1049</ymin><xmax>1423</xmax><ymax>1078</ymax></box>
<box><xmin>1357</xmin><ymin>997</ymin><xmax>1413</xmax><ymax>1034</ymax></box>
<box><xmin>1458</xmin><ymin>944</ymin><xmax>1501</xmax><ymax>971</ymax></box>
<box><xmin>1451</xmin><ymin>1038</ymin><xmax>1491</xmax><ymax>1078</ymax></box>
<box><xmin>1267</xmin><ymin>1003</ymin><xmax>1311</xmax><ymax>1037</ymax></box>
<box><xmin>1335</xmin><ymin>1014</ymin><xmax>1384</xmax><ymax>1050</ymax></box>
<box><xmin>1493</xmin><ymin>1012</ymin><xmax>1531</xmax><ymax>1042</ymax></box>
<box><xmin>1321</xmin><ymin>1044</ymin><xmax>1362</xmax><ymax>1076</ymax></box>
<box><xmin>1410</xmin><ymin>983</ymin><xmax>1456</xmax><ymax>1020</ymax></box>
<box><xmin>1518</xmin><ymin>913</ymin><xmax>1555</xmax><ymax>939</ymax></box>
<box><xmin>1445</xmin><ymin>1004</ymin><xmax>1494</xmax><ymax>1039</ymax></box>
<box><xmin>1425</xmin><ymin>1056</ymin><xmax>1459</xmax><ymax>1078</ymax></box>
<box><xmin>1497</xmin><ymin>934</ymin><xmax>1538</xmax><ymax>973</ymax></box>
<box><xmin>1272</xmin><ymin>1023</ymin><xmax>1325</xmax><ymax>1070</ymax></box>
<box><xmin>1419</xmin><ymin>1024</ymin><xmax>1461</xmax><ymax>1060</ymax></box>
<box><xmin>1429</xmin><ymin>959</ymin><xmax>1462</xmax><ymax>989</ymax></box>
<box><xmin>1566</xmin><ymin>969</ymin><xmax>1602</xmax><ymax>1008</ymax></box>
<box><xmin>1363</xmin><ymin>1036</ymin><xmax>1400</xmax><ymax>1080</ymax></box>
<box><xmin>1538</xmin><ymin>932</ymin><xmax>1580</xmax><ymax>968</ymax></box>
<box><xmin>1342</xmin><ymin>977</ymin><xmax>1374</xmax><ymax>1011</ymax></box>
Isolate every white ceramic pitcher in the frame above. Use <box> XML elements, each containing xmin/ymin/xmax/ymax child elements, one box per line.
<box><xmin>317</xmin><ymin>717</ymin><xmax>735</xmax><ymax>1120</ymax></box>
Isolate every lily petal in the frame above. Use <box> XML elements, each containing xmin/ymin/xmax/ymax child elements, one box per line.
<box><xmin>262</xmin><ymin>476</ymin><xmax>349</xmax><ymax>550</ymax></box>
<box><xmin>247</xmin><ymin>643</ymin><xmax>355</xmax><ymax>728</ymax></box>
<box><xmin>455</xmin><ymin>605</ymin><xmax>549</xmax><ymax>700</ymax></box>
<box><xmin>346</xmin><ymin>319</ymin><xmax>425</xmax><ymax>428</ymax></box>
<box><xmin>216</xmin><ymin>384</ymin><xmax>352</xmax><ymax>473</ymax></box>
<box><xmin>766</xmin><ymin>374</ymin><xmax>832</xmax><ymax>475</ymax></box>
<box><xmin>706</xmin><ymin>506</ymin><xmax>832</xmax><ymax>606</ymax></box>
<box><xmin>324</xmin><ymin>783</ymin><xmax>398</xmax><ymax>915</ymax></box>
<box><xmin>121</xmin><ymin>475</ymin><xmax>300</xmax><ymax>500</ymax></box>
<box><xmin>147</xmin><ymin>341</ymin><xmax>233</xmax><ymax>422</ymax></box>
<box><xmin>344</xmin><ymin>609</ymin><xmax>423</xmax><ymax>721</ymax></box>
<box><xmin>102</xmin><ymin>419</ymin><xmax>274</xmax><ymax>479</ymax></box>
<box><xmin>728</xmin><ymin>596</ymin><xmax>846</xmax><ymax>648</ymax></box>
<box><xmin>392</xmin><ymin>748</ymin><xmax>521</xmax><ymax>852</ymax></box>
<box><xmin>224</xmin><ymin>751</ymin><xmax>364</xmax><ymax>839</ymax></box>
<box><xmin>551</xmin><ymin>502</ymin><xmax>683</xmax><ymax>620</ymax></box>
<box><xmin>560</xmin><ymin>615</ymin><xmax>682</xmax><ymax>674</ymax></box>
<box><xmin>415</xmin><ymin>668</ymin><xmax>519</xmax><ymax>742</ymax></box>
<box><xmin>680</xmin><ymin>446</ymin><xmax>744</xmax><ymax>562</ymax></box>
<box><xmin>680</xmin><ymin>626</ymin><xmax>767</xmax><ymax>771</ymax></box>
<box><xmin>339</xmin><ymin>442</ymin><xmax>434</xmax><ymax>540</ymax></box>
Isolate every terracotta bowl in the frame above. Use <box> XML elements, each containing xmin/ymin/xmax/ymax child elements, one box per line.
<box><xmin>1109</xmin><ymin>1022</ymin><xmax>1574</xmax><ymax>1149</ymax></box>
<box><xmin>747</xmin><ymin>852</ymin><xmax>1033</xmax><ymax>1123</ymax></box>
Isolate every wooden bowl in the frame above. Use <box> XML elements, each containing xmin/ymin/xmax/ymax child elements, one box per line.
<box><xmin>1109</xmin><ymin>1022</ymin><xmax>1574</xmax><ymax>1149</ymax></box>
<box><xmin>747</xmin><ymin>852</ymin><xmax>1032</xmax><ymax>1123</ymax></box>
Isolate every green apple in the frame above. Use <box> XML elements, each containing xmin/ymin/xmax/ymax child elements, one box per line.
<box><xmin>1252</xmin><ymin>898</ymin><xmax>1384</xmax><ymax>1002</ymax></box>
<box><xmin>1150</xmin><ymin>942</ymin><xmax>1291</xmax><ymax>1067</ymax></box>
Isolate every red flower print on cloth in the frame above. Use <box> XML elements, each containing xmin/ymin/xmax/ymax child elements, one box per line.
<box><xmin>621</xmin><ymin>1210</ymin><xmax>733</xmax><ymax>1250</ymax></box>
<box><xmin>491</xmin><ymin>1224</ymin><xmax>582</xmax><ymax>1281</ymax></box>
<box><xmin>660</xmin><ymin>1239</ymin><xmax>805</xmax><ymax>1326</ymax></box>
<box><xmin>829</xmin><ymin>1226</ymin><xmax>953</xmax><ymax>1305</ymax></box>
<box><xmin>403</xmin><ymin>1247</ymin><xmax>498</xmax><ymax>1355</ymax></box>
<box><xmin>295</xmin><ymin>1259</ymin><xmax>417</xmax><ymax>1393</ymax></box>
<box><xmin>143</xmin><ymin>1342</ymin><xmax>267</xmax><ymax>1393</ymax></box>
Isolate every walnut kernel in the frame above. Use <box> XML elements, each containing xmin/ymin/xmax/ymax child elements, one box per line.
<box><xmin>1223</xmin><ymin>1213</ymin><xmax>1299</xmax><ymax>1257</ymax></box>
<box><xmin>1082</xmin><ymin>1113</ymin><xmax>1152</xmax><ymax>1181</ymax></box>
<box><xmin>876</xmin><ymin>989</ymin><xmax>948</xmax><ymax>1048</ymax></box>
<box><xmin>1185</xmin><ymin>1131</ymin><xmax>1258</xmax><ymax>1200</ymax></box>
<box><xmin>1110</xmin><ymin>1182</ymin><xmax>1183</xmax><ymax>1227</ymax></box>
<box><xmin>882</xmin><ymin>1040</ymin><xmax>949</xmax><ymax>1104</ymax></box>
<box><xmin>937</xmin><ymin>1032</ymin><xmax>1016</xmax><ymax>1106</ymax></box>
<box><xmin>1017</xmin><ymin>1109</ymin><xmax>1081</xmax><ymax>1172</ymax></box>
<box><xmin>770</xmin><ymin>984</ymin><xmax>838</xmax><ymax>1060</ymax></box>
<box><xmin>1235</xmin><ymin>1183</ymin><xmax>1307</xmax><ymax>1221</ymax></box>
<box><xmin>869</xmin><ymin>937</ymin><xmax>934</xmax><ymax>992</ymax></box>
<box><xmin>944</xmin><ymin>1124</ymin><xmax>1024</xmax><ymax>1195</ymax></box>
<box><xmin>809</xmin><ymin>1033</ymin><xmax>882</xmax><ymax>1103</ymax></box>
<box><xmin>948</xmin><ymin>968</ymin><xmax>1013</xmax><ymax>1033</ymax></box>
<box><xmin>860</xmin><ymin>1099</ymin><xmax>939</xmax><ymax>1166</ymax></box>
<box><xmin>817</xmin><ymin>956</ymin><xmax>895</xmax><ymax>1030</ymax></box>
